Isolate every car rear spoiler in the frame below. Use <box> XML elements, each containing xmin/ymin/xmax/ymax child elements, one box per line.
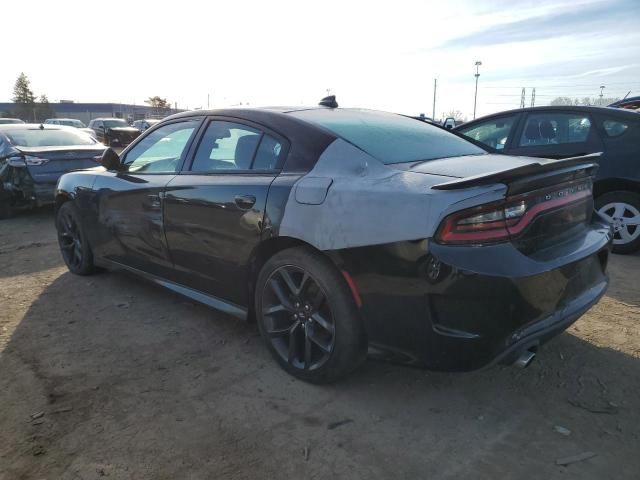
<box><xmin>431</xmin><ymin>153</ymin><xmax>601</xmax><ymax>193</ymax></box>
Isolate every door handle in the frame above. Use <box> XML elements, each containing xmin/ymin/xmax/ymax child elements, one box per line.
<box><xmin>234</xmin><ymin>194</ymin><xmax>256</xmax><ymax>209</ymax></box>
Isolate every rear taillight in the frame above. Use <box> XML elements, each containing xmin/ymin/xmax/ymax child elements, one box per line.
<box><xmin>435</xmin><ymin>179</ymin><xmax>592</xmax><ymax>245</ymax></box>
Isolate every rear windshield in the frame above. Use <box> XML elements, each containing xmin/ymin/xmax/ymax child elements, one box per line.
<box><xmin>3</xmin><ymin>128</ymin><xmax>96</xmax><ymax>147</ymax></box>
<box><xmin>292</xmin><ymin>109</ymin><xmax>486</xmax><ymax>164</ymax></box>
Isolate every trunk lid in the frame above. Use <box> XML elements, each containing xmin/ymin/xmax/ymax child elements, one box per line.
<box><xmin>17</xmin><ymin>145</ymin><xmax>107</xmax><ymax>184</ymax></box>
<box><xmin>419</xmin><ymin>153</ymin><xmax>602</xmax><ymax>255</ymax></box>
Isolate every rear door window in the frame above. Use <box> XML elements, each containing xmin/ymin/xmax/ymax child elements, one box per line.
<box><xmin>190</xmin><ymin>120</ymin><xmax>283</xmax><ymax>172</ymax></box>
<box><xmin>457</xmin><ymin>115</ymin><xmax>519</xmax><ymax>150</ymax></box>
<box><xmin>602</xmin><ymin>119</ymin><xmax>628</xmax><ymax>137</ymax></box>
<box><xmin>518</xmin><ymin>113</ymin><xmax>592</xmax><ymax>147</ymax></box>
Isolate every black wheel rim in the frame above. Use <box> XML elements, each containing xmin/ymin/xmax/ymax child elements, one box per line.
<box><xmin>57</xmin><ymin>210</ymin><xmax>83</xmax><ymax>269</ymax></box>
<box><xmin>261</xmin><ymin>265</ymin><xmax>335</xmax><ymax>371</ymax></box>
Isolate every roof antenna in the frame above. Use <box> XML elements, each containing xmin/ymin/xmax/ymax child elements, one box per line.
<box><xmin>319</xmin><ymin>95</ymin><xmax>338</xmax><ymax>108</ymax></box>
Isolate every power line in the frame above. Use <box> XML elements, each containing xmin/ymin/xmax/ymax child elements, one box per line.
<box><xmin>482</xmin><ymin>82</ymin><xmax>640</xmax><ymax>89</ymax></box>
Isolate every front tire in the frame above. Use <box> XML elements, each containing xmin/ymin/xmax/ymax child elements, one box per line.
<box><xmin>56</xmin><ymin>202</ymin><xmax>96</xmax><ymax>275</ymax></box>
<box><xmin>595</xmin><ymin>191</ymin><xmax>640</xmax><ymax>254</ymax></box>
<box><xmin>255</xmin><ymin>247</ymin><xmax>367</xmax><ymax>383</ymax></box>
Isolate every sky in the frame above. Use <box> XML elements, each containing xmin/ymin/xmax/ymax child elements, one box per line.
<box><xmin>1</xmin><ymin>0</ymin><xmax>639</xmax><ymax>119</ymax></box>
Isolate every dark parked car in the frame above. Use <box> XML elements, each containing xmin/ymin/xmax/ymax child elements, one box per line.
<box><xmin>55</xmin><ymin>102</ymin><xmax>610</xmax><ymax>382</ymax></box>
<box><xmin>0</xmin><ymin>124</ymin><xmax>106</xmax><ymax>218</ymax></box>
<box><xmin>609</xmin><ymin>96</ymin><xmax>640</xmax><ymax>111</ymax></box>
<box><xmin>0</xmin><ymin>118</ymin><xmax>25</xmax><ymax>125</ymax></box>
<box><xmin>455</xmin><ymin>106</ymin><xmax>640</xmax><ymax>253</ymax></box>
<box><xmin>88</xmin><ymin>118</ymin><xmax>140</xmax><ymax>148</ymax></box>
<box><xmin>132</xmin><ymin>119</ymin><xmax>160</xmax><ymax>132</ymax></box>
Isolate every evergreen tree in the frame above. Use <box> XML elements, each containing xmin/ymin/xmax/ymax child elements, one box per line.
<box><xmin>12</xmin><ymin>72</ymin><xmax>36</xmax><ymax>121</ymax></box>
<box><xmin>35</xmin><ymin>95</ymin><xmax>55</xmax><ymax>123</ymax></box>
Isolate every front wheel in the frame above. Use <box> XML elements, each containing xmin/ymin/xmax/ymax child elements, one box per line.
<box><xmin>255</xmin><ymin>247</ymin><xmax>367</xmax><ymax>383</ymax></box>
<box><xmin>595</xmin><ymin>191</ymin><xmax>640</xmax><ymax>254</ymax></box>
<box><xmin>56</xmin><ymin>202</ymin><xmax>96</xmax><ymax>275</ymax></box>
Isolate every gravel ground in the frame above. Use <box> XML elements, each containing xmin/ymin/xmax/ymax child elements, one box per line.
<box><xmin>1</xmin><ymin>208</ymin><xmax>639</xmax><ymax>479</ymax></box>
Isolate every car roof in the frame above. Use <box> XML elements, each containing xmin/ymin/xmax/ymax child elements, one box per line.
<box><xmin>91</xmin><ymin>117</ymin><xmax>128</xmax><ymax>121</ymax></box>
<box><xmin>459</xmin><ymin>105</ymin><xmax>639</xmax><ymax>127</ymax></box>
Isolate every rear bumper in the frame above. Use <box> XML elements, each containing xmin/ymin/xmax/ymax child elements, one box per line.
<box><xmin>490</xmin><ymin>279</ymin><xmax>607</xmax><ymax>367</ymax></box>
<box><xmin>334</xmin><ymin>221</ymin><xmax>612</xmax><ymax>371</ymax></box>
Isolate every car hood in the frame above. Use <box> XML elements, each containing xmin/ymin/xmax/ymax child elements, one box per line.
<box><xmin>393</xmin><ymin>153</ymin><xmax>560</xmax><ymax>179</ymax></box>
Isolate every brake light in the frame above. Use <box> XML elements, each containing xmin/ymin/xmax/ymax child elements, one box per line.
<box><xmin>435</xmin><ymin>180</ymin><xmax>592</xmax><ymax>245</ymax></box>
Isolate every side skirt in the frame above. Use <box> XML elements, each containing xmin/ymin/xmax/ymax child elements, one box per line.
<box><xmin>97</xmin><ymin>258</ymin><xmax>248</xmax><ymax>320</ymax></box>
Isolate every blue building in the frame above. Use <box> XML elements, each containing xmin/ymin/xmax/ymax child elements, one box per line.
<box><xmin>0</xmin><ymin>102</ymin><xmax>182</xmax><ymax>125</ymax></box>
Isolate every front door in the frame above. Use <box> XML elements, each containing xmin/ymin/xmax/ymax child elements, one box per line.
<box><xmin>91</xmin><ymin>118</ymin><xmax>202</xmax><ymax>277</ymax></box>
<box><xmin>164</xmin><ymin>118</ymin><xmax>287</xmax><ymax>306</ymax></box>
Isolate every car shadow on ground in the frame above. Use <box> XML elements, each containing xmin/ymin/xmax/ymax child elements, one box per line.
<box><xmin>1</xmin><ymin>269</ymin><xmax>639</xmax><ymax>479</ymax></box>
<box><xmin>0</xmin><ymin>206</ymin><xmax>60</xmax><ymax>278</ymax></box>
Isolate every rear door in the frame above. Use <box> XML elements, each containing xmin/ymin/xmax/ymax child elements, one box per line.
<box><xmin>507</xmin><ymin>110</ymin><xmax>603</xmax><ymax>161</ymax></box>
<box><xmin>90</xmin><ymin>118</ymin><xmax>202</xmax><ymax>277</ymax></box>
<box><xmin>163</xmin><ymin>117</ymin><xmax>288</xmax><ymax>306</ymax></box>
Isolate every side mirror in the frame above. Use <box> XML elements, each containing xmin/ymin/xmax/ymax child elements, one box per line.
<box><xmin>101</xmin><ymin>147</ymin><xmax>122</xmax><ymax>171</ymax></box>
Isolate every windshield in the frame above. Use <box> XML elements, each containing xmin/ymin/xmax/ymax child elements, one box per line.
<box><xmin>292</xmin><ymin>109</ymin><xmax>486</xmax><ymax>164</ymax></box>
<box><xmin>103</xmin><ymin>119</ymin><xmax>129</xmax><ymax>128</ymax></box>
<box><xmin>59</xmin><ymin>119</ymin><xmax>86</xmax><ymax>128</ymax></box>
<box><xmin>3</xmin><ymin>127</ymin><xmax>96</xmax><ymax>147</ymax></box>
<box><xmin>0</xmin><ymin>118</ymin><xmax>24</xmax><ymax>124</ymax></box>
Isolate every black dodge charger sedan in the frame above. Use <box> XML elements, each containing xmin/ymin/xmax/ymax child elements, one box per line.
<box><xmin>55</xmin><ymin>100</ymin><xmax>611</xmax><ymax>382</ymax></box>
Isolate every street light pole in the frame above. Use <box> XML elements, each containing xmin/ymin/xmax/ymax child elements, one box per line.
<box><xmin>432</xmin><ymin>78</ymin><xmax>437</xmax><ymax>121</ymax></box>
<box><xmin>599</xmin><ymin>85</ymin><xmax>606</xmax><ymax>105</ymax></box>
<box><xmin>473</xmin><ymin>61</ymin><xmax>482</xmax><ymax>119</ymax></box>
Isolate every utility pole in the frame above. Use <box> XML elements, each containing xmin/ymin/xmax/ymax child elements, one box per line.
<box><xmin>599</xmin><ymin>85</ymin><xmax>606</xmax><ymax>105</ymax></box>
<box><xmin>473</xmin><ymin>61</ymin><xmax>482</xmax><ymax>119</ymax></box>
<box><xmin>432</xmin><ymin>79</ymin><xmax>437</xmax><ymax>120</ymax></box>
<box><xmin>530</xmin><ymin>88</ymin><xmax>536</xmax><ymax>107</ymax></box>
<box><xmin>207</xmin><ymin>93</ymin><xmax>210</xmax><ymax>109</ymax></box>
<box><xmin>520</xmin><ymin>88</ymin><xmax>526</xmax><ymax>108</ymax></box>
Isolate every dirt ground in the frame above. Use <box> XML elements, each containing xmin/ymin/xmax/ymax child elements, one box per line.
<box><xmin>1</xmin><ymin>208</ymin><xmax>638</xmax><ymax>480</ymax></box>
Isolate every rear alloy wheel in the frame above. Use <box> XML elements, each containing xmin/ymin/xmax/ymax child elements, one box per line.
<box><xmin>56</xmin><ymin>202</ymin><xmax>96</xmax><ymax>275</ymax></box>
<box><xmin>596</xmin><ymin>191</ymin><xmax>640</xmax><ymax>254</ymax></box>
<box><xmin>255</xmin><ymin>247</ymin><xmax>367</xmax><ymax>383</ymax></box>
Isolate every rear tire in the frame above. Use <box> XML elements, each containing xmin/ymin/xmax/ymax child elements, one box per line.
<box><xmin>595</xmin><ymin>191</ymin><xmax>640</xmax><ymax>254</ymax></box>
<box><xmin>255</xmin><ymin>246</ymin><xmax>367</xmax><ymax>383</ymax></box>
<box><xmin>56</xmin><ymin>202</ymin><xmax>96</xmax><ymax>275</ymax></box>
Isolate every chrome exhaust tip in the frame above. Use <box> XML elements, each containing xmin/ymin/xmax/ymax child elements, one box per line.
<box><xmin>514</xmin><ymin>350</ymin><xmax>536</xmax><ymax>369</ymax></box>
